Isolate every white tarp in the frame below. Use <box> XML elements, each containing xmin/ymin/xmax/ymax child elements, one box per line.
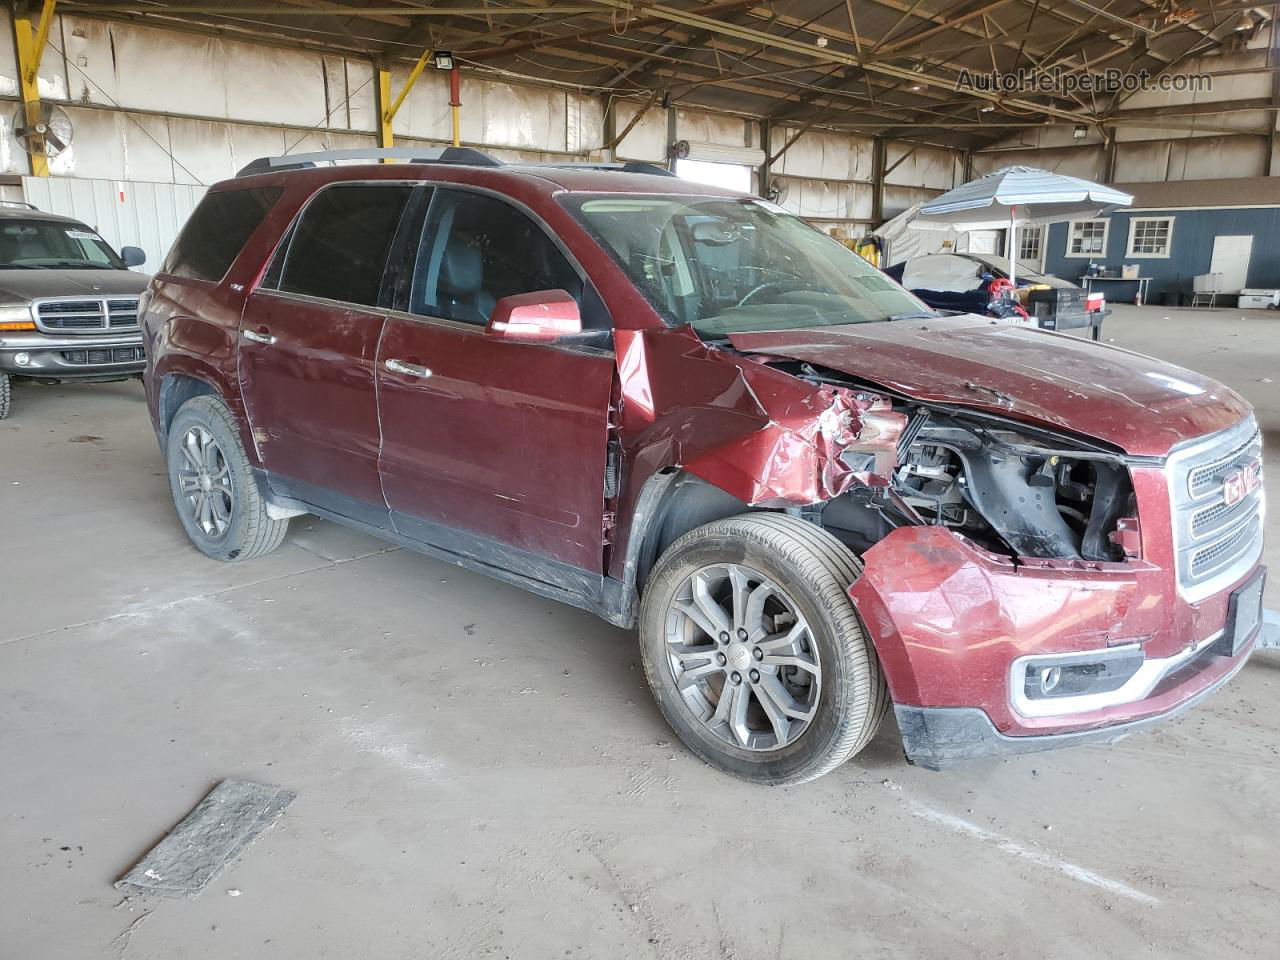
<box><xmin>877</xmin><ymin>202</ymin><xmax>991</xmax><ymax>265</ymax></box>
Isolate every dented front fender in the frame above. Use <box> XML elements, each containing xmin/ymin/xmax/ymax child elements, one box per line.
<box><xmin>613</xmin><ymin>326</ymin><xmax>905</xmax><ymax>511</ymax></box>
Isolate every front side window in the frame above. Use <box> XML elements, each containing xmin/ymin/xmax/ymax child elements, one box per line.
<box><xmin>1067</xmin><ymin>219</ymin><xmax>1108</xmax><ymax>257</ymax></box>
<box><xmin>1127</xmin><ymin>217</ymin><xmax>1173</xmax><ymax>257</ymax></box>
<box><xmin>164</xmin><ymin>186</ymin><xmax>281</xmax><ymax>281</ymax></box>
<box><xmin>411</xmin><ymin>189</ymin><xmax>583</xmax><ymax>325</ymax></box>
<box><xmin>276</xmin><ymin>184</ymin><xmax>413</xmax><ymax>307</ymax></box>
<box><xmin>562</xmin><ymin>194</ymin><xmax>925</xmax><ymax>336</ymax></box>
<box><xmin>0</xmin><ymin>218</ymin><xmax>124</xmax><ymax>270</ymax></box>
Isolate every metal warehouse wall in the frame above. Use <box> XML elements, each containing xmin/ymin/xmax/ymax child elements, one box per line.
<box><xmin>1042</xmin><ymin>207</ymin><xmax>1280</xmax><ymax>304</ymax></box>
<box><xmin>973</xmin><ymin>28</ymin><xmax>1280</xmax><ymax>183</ymax></box>
<box><xmin>0</xmin><ymin>9</ymin><xmax>964</xmax><ymax>248</ymax></box>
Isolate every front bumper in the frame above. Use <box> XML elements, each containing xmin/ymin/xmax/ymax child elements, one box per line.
<box><xmin>895</xmin><ymin>638</ymin><xmax>1255</xmax><ymax>769</ymax></box>
<box><xmin>850</xmin><ymin>523</ymin><xmax>1263</xmax><ymax>768</ymax></box>
<box><xmin>0</xmin><ymin>330</ymin><xmax>145</xmax><ymax>378</ymax></box>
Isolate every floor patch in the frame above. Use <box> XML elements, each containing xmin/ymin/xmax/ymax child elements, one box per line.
<box><xmin>115</xmin><ymin>778</ymin><xmax>294</xmax><ymax>899</ymax></box>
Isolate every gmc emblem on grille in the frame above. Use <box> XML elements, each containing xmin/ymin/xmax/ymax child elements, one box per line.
<box><xmin>1223</xmin><ymin>461</ymin><xmax>1262</xmax><ymax>507</ymax></box>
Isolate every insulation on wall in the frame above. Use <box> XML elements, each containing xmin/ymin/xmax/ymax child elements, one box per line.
<box><xmin>772</xmin><ymin>176</ymin><xmax>873</xmax><ymax>224</ymax></box>
<box><xmin>615</xmin><ymin>102</ymin><xmax>668</xmax><ymax>161</ymax></box>
<box><xmin>884</xmin><ymin>144</ymin><xmax>962</xmax><ymax>191</ymax></box>
<box><xmin>771</xmin><ymin>127</ymin><xmax>874</xmax><ymax>181</ymax></box>
<box><xmin>973</xmin><ymin>145</ymin><xmax>1106</xmax><ymax>181</ymax></box>
<box><xmin>677</xmin><ymin>108</ymin><xmax>753</xmax><ymax>148</ymax></box>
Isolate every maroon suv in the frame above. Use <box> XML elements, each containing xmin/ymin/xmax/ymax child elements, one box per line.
<box><xmin>141</xmin><ymin>148</ymin><xmax>1265</xmax><ymax>784</ymax></box>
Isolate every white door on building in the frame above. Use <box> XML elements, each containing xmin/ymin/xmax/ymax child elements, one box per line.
<box><xmin>960</xmin><ymin>229</ymin><xmax>1001</xmax><ymax>254</ymax></box>
<box><xmin>1209</xmin><ymin>235</ymin><xmax>1252</xmax><ymax>293</ymax></box>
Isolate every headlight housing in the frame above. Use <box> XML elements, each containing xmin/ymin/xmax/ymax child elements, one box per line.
<box><xmin>0</xmin><ymin>303</ymin><xmax>35</xmax><ymax>331</ymax></box>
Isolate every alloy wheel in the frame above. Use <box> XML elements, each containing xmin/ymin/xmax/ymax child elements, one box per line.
<box><xmin>175</xmin><ymin>425</ymin><xmax>234</xmax><ymax>538</ymax></box>
<box><xmin>664</xmin><ymin>562</ymin><xmax>822</xmax><ymax>751</ymax></box>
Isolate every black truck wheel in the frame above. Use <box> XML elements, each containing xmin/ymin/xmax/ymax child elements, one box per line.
<box><xmin>166</xmin><ymin>395</ymin><xmax>289</xmax><ymax>561</ymax></box>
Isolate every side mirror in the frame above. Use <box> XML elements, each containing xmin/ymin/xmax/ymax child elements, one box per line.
<box><xmin>486</xmin><ymin>289</ymin><xmax>581</xmax><ymax>341</ymax></box>
<box><xmin>120</xmin><ymin>246</ymin><xmax>147</xmax><ymax>268</ymax></box>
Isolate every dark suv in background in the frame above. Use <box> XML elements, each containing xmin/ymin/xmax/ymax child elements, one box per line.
<box><xmin>0</xmin><ymin>203</ymin><xmax>148</xmax><ymax>419</ymax></box>
<box><xmin>141</xmin><ymin>148</ymin><xmax>1264</xmax><ymax>784</ymax></box>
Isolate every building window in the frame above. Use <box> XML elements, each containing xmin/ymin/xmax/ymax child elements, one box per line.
<box><xmin>1017</xmin><ymin>225</ymin><xmax>1042</xmax><ymax>264</ymax></box>
<box><xmin>1126</xmin><ymin>217</ymin><xmax>1174</xmax><ymax>258</ymax></box>
<box><xmin>1066</xmin><ymin>219</ymin><xmax>1109</xmax><ymax>257</ymax></box>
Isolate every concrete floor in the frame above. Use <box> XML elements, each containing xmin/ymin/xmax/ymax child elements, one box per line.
<box><xmin>2</xmin><ymin>304</ymin><xmax>1277</xmax><ymax>959</ymax></box>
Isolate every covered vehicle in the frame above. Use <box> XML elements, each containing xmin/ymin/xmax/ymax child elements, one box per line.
<box><xmin>889</xmin><ymin>252</ymin><xmax>1106</xmax><ymax>337</ymax></box>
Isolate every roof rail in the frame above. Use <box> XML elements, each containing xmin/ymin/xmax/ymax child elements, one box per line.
<box><xmin>236</xmin><ymin>146</ymin><xmax>502</xmax><ymax>178</ymax></box>
<box><xmin>531</xmin><ymin>161</ymin><xmax>677</xmax><ymax>178</ymax></box>
<box><xmin>0</xmin><ymin>200</ymin><xmax>39</xmax><ymax>210</ymax></box>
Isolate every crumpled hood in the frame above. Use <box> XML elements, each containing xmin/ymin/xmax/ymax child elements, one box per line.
<box><xmin>0</xmin><ymin>267</ymin><xmax>149</xmax><ymax>303</ymax></box>
<box><xmin>727</xmin><ymin>315</ymin><xmax>1251</xmax><ymax>457</ymax></box>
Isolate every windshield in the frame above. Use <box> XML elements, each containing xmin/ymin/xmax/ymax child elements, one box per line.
<box><xmin>562</xmin><ymin>195</ymin><xmax>928</xmax><ymax>335</ymax></box>
<box><xmin>0</xmin><ymin>218</ymin><xmax>125</xmax><ymax>269</ymax></box>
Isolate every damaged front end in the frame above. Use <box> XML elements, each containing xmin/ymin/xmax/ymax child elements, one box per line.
<box><xmin>768</xmin><ymin>361</ymin><xmax>1141</xmax><ymax>569</ymax></box>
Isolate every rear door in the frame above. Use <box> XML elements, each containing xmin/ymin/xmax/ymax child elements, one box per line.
<box><xmin>376</xmin><ymin>187</ymin><xmax>616</xmax><ymax>575</ymax></box>
<box><xmin>239</xmin><ymin>182</ymin><xmax>419</xmax><ymax>523</ymax></box>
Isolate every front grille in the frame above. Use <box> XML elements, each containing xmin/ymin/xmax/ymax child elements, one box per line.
<box><xmin>1188</xmin><ymin>439</ymin><xmax>1256</xmax><ymax>499</ymax></box>
<box><xmin>60</xmin><ymin>346</ymin><xmax>145</xmax><ymax>365</ymax></box>
<box><xmin>34</xmin><ymin>296</ymin><xmax>141</xmax><ymax>335</ymax></box>
<box><xmin>1168</xmin><ymin>418</ymin><xmax>1264</xmax><ymax>601</ymax></box>
<box><xmin>107</xmin><ymin>299</ymin><xmax>139</xmax><ymax>327</ymax></box>
<box><xmin>1190</xmin><ymin>513</ymin><xmax>1262</xmax><ymax>579</ymax></box>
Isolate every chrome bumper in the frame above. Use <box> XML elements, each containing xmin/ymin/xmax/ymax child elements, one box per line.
<box><xmin>0</xmin><ymin>330</ymin><xmax>144</xmax><ymax>376</ymax></box>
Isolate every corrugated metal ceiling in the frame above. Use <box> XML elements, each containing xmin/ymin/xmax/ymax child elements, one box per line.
<box><xmin>57</xmin><ymin>1</ymin><xmax>1274</xmax><ymax>146</ymax></box>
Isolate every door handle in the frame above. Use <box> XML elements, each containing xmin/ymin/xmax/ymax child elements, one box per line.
<box><xmin>384</xmin><ymin>358</ymin><xmax>432</xmax><ymax>378</ymax></box>
<box><xmin>242</xmin><ymin>329</ymin><xmax>277</xmax><ymax>345</ymax></box>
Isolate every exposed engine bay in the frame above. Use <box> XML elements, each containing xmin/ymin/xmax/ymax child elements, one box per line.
<box><xmin>779</xmin><ymin>361</ymin><xmax>1139</xmax><ymax>564</ymax></box>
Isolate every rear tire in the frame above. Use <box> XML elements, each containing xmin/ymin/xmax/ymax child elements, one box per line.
<box><xmin>166</xmin><ymin>395</ymin><xmax>288</xmax><ymax>561</ymax></box>
<box><xmin>0</xmin><ymin>372</ymin><xmax>10</xmax><ymax>420</ymax></box>
<box><xmin>639</xmin><ymin>513</ymin><xmax>888</xmax><ymax>785</ymax></box>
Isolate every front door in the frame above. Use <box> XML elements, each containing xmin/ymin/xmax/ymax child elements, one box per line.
<box><xmin>1210</xmin><ymin>234</ymin><xmax>1252</xmax><ymax>294</ymax></box>
<box><xmin>240</xmin><ymin>181</ymin><xmax>418</xmax><ymax>521</ymax></box>
<box><xmin>376</xmin><ymin>187</ymin><xmax>615</xmax><ymax>577</ymax></box>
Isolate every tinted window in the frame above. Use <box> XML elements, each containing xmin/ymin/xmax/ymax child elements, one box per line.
<box><xmin>0</xmin><ymin>219</ymin><xmax>123</xmax><ymax>269</ymax></box>
<box><xmin>164</xmin><ymin>187</ymin><xmax>280</xmax><ymax>282</ymax></box>
<box><xmin>277</xmin><ymin>184</ymin><xmax>412</xmax><ymax>307</ymax></box>
<box><xmin>411</xmin><ymin>190</ymin><xmax>582</xmax><ymax>325</ymax></box>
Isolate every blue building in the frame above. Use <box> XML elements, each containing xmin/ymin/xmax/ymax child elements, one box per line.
<box><xmin>1027</xmin><ymin>177</ymin><xmax>1280</xmax><ymax>306</ymax></box>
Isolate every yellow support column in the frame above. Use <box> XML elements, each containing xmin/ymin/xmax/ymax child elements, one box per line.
<box><xmin>376</xmin><ymin>67</ymin><xmax>394</xmax><ymax>156</ymax></box>
<box><xmin>13</xmin><ymin>0</ymin><xmax>57</xmax><ymax>178</ymax></box>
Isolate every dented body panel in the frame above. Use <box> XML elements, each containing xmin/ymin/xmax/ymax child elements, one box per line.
<box><xmin>727</xmin><ymin>316</ymin><xmax>1251</xmax><ymax>457</ymax></box>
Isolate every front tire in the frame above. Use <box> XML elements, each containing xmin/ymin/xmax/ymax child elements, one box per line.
<box><xmin>0</xmin><ymin>372</ymin><xmax>10</xmax><ymax>420</ymax></box>
<box><xmin>166</xmin><ymin>395</ymin><xmax>288</xmax><ymax>561</ymax></box>
<box><xmin>639</xmin><ymin>513</ymin><xmax>888</xmax><ymax>785</ymax></box>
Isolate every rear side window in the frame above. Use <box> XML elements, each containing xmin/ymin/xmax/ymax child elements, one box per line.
<box><xmin>275</xmin><ymin>184</ymin><xmax>413</xmax><ymax>307</ymax></box>
<box><xmin>164</xmin><ymin>186</ymin><xmax>281</xmax><ymax>281</ymax></box>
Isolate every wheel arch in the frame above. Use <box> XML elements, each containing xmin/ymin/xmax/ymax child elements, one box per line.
<box><xmin>153</xmin><ymin>358</ymin><xmax>260</xmax><ymax>470</ymax></box>
<box><xmin>157</xmin><ymin>372</ymin><xmax>218</xmax><ymax>443</ymax></box>
<box><xmin>615</xmin><ymin>469</ymin><xmax>758</xmax><ymax>626</ymax></box>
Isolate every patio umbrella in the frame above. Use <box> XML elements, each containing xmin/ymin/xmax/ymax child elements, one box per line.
<box><xmin>911</xmin><ymin>166</ymin><xmax>1133</xmax><ymax>286</ymax></box>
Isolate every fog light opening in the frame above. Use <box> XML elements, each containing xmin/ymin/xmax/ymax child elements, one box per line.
<box><xmin>14</xmin><ymin>351</ymin><xmax>30</xmax><ymax>366</ymax></box>
<box><xmin>1039</xmin><ymin>665</ymin><xmax>1062</xmax><ymax>695</ymax></box>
